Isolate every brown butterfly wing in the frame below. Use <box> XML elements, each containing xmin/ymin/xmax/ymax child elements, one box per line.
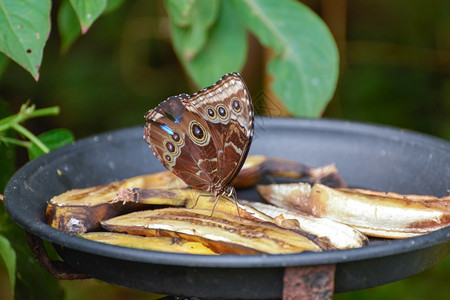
<box><xmin>144</xmin><ymin>96</ymin><xmax>220</xmax><ymax>191</ymax></box>
<box><xmin>185</xmin><ymin>73</ymin><xmax>254</xmax><ymax>191</ymax></box>
<box><xmin>144</xmin><ymin>73</ymin><xmax>253</xmax><ymax>194</ymax></box>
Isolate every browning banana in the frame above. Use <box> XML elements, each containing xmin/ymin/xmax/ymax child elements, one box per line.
<box><xmin>47</xmin><ymin>172</ymin><xmax>184</xmax><ymax>233</ymax></box>
<box><xmin>234</xmin><ymin>155</ymin><xmax>346</xmax><ymax>188</ymax></box>
<box><xmin>241</xmin><ymin>200</ymin><xmax>368</xmax><ymax>249</ymax></box>
<box><xmin>101</xmin><ymin>207</ymin><xmax>324</xmax><ymax>254</ymax></box>
<box><xmin>258</xmin><ymin>183</ymin><xmax>450</xmax><ymax>238</ymax></box>
<box><xmin>80</xmin><ymin>232</ymin><xmax>217</xmax><ymax>255</ymax></box>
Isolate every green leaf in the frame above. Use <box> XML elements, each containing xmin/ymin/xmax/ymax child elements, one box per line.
<box><xmin>165</xmin><ymin>0</ymin><xmax>194</xmax><ymax>26</ymax></box>
<box><xmin>169</xmin><ymin>0</ymin><xmax>248</xmax><ymax>88</ymax></box>
<box><xmin>28</xmin><ymin>128</ymin><xmax>74</xmax><ymax>160</ymax></box>
<box><xmin>104</xmin><ymin>0</ymin><xmax>125</xmax><ymax>14</ymax></box>
<box><xmin>165</xmin><ymin>0</ymin><xmax>220</xmax><ymax>61</ymax></box>
<box><xmin>0</xmin><ymin>0</ymin><xmax>52</xmax><ymax>81</ymax></box>
<box><xmin>58</xmin><ymin>0</ymin><xmax>123</xmax><ymax>54</ymax></box>
<box><xmin>233</xmin><ymin>0</ymin><xmax>339</xmax><ymax>117</ymax></box>
<box><xmin>69</xmin><ymin>0</ymin><xmax>107</xmax><ymax>34</ymax></box>
<box><xmin>0</xmin><ymin>235</ymin><xmax>16</xmax><ymax>297</ymax></box>
<box><xmin>58</xmin><ymin>0</ymin><xmax>81</xmax><ymax>54</ymax></box>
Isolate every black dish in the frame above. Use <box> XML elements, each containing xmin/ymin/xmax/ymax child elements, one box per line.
<box><xmin>4</xmin><ymin>117</ymin><xmax>450</xmax><ymax>299</ymax></box>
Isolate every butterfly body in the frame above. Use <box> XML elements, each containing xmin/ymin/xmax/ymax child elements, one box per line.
<box><xmin>144</xmin><ymin>73</ymin><xmax>254</xmax><ymax>197</ymax></box>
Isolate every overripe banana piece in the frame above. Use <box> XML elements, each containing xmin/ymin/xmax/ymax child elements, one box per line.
<box><xmin>241</xmin><ymin>200</ymin><xmax>368</xmax><ymax>249</ymax></box>
<box><xmin>101</xmin><ymin>207</ymin><xmax>324</xmax><ymax>254</ymax></box>
<box><xmin>80</xmin><ymin>232</ymin><xmax>217</xmax><ymax>255</ymax></box>
<box><xmin>47</xmin><ymin>171</ymin><xmax>184</xmax><ymax>233</ymax></box>
<box><xmin>257</xmin><ymin>183</ymin><xmax>450</xmax><ymax>238</ymax></box>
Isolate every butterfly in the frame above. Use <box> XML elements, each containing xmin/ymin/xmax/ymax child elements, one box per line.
<box><xmin>144</xmin><ymin>73</ymin><xmax>254</xmax><ymax>200</ymax></box>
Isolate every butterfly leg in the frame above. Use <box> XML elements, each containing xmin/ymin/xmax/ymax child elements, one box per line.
<box><xmin>192</xmin><ymin>193</ymin><xmax>212</xmax><ymax>209</ymax></box>
<box><xmin>223</xmin><ymin>187</ymin><xmax>241</xmax><ymax>220</ymax></box>
<box><xmin>210</xmin><ymin>194</ymin><xmax>221</xmax><ymax>217</ymax></box>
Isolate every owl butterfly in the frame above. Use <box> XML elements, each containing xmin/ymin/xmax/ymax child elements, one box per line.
<box><xmin>144</xmin><ymin>73</ymin><xmax>254</xmax><ymax>204</ymax></box>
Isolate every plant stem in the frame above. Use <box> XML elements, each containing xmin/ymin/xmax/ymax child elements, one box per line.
<box><xmin>0</xmin><ymin>104</ymin><xmax>60</xmax><ymax>153</ymax></box>
<box><xmin>11</xmin><ymin>123</ymin><xmax>50</xmax><ymax>153</ymax></box>
<box><xmin>0</xmin><ymin>106</ymin><xmax>60</xmax><ymax>130</ymax></box>
<box><xmin>0</xmin><ymin>136</ymin><xmax>31</xmax><ymax>148</ymax></box>
<box><xmin>28</xmin><ymin>106</ymin><xmax>60</xmax><ymax>119</ymax></box>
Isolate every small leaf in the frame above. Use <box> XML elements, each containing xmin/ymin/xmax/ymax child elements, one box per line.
<box><xmin>28</xmin><ymin>128</ymin><xmax>74</xmax><ymax>160</ymax></box>
<box><xmin>58</xmin><ymin>0</ymin><xmax>81</xmax><ymax>54</ymax></box>
<box><xmin>233</xmin><ymin>0</ymin><xmax>339</xmax><ymax>117</ymax></box>
<box><xmin>165</xmin><ymin>0</ymin><xmax>220</xmax><ymax>61</ymax></box>
<box><xmin>104</xmin><ymin>0</ymin><xmax>125</xmax><ymax>14</ymax></box>
<box><xmin>0</xmin><ymin>0</ymin><xmax>52</xmax><ymax>81</ymax></box>
<box><xmin>69</xmin><ymin>0</ymin><xmax>107</xmax><ymax>34</ymax></box>
<box><xmin>0</xmin><ymin>235</ymin><xmax>16</xmax><ymax>297</ymax></box>
<box><xmin>170</xmin><ymin>1</ymin><xmax>247</xmax><ymax>88</ymax></box>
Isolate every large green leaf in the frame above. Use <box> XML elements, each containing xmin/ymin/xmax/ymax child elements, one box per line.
<box><xmin>168</xmin><ymin>0</ymin><xmax>247</xmax><ymax>88</ymax></box>
<box><xmin>0</xmin><ymin>0</ymin><xmax>51</xmax><ymax>81</ymax></box>
<box><xmin>0</xmin><ymin>235</ymin><xmax>16</xmax><ymax>297</ymax></box>
<box><xmin>233</xmin><ymin>0</ymin><xmax>339</xmax><ymax>117</ymax></box>
<box><xmin>28</xmin><ymin>128</ymin><xmax>74</xmax><ymax>160</ymax></box>
<box><xmin>165</xmin><ymin>0</ymin><xmax>220</xmax><ymax>61</ymax></box>
<box><xmin>69</xmin><ymin>0</ymin><xmax>107</xmax><ymax>34</ymax></box>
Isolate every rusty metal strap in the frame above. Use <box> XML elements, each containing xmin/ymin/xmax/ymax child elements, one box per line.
<box><xmin>283</xmin><ymin>264</ymin><xmax>336</xmax><ymax>300</ymax></box>
<box><xmin>25</xmin><ymin>231</ymin><xmax>90</xmax><ymax>280</ymax></box>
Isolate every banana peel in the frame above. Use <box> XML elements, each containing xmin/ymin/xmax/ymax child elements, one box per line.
<box><xmin>257</xmin><ymin>183</ymin><xmax>450</xmax><ymax>238</ymax></box>
<box><xmin>101</xmin><ymin>207</ymin><xmax>324</xmax><ymax>255</ymax></box>
<box><xmin>73</xmin><ymin>187</ymin><xmax>366</xmax><ymax>250</ymax></box>
<box><xmin>80</xmin><ymin>232</ymin><xmax>217</xmax><ymax>255</ymax></box>
<box><xmin>241</xmin><ymin>200</ymin><xmax>368</xmax><ymax>249</ymax></box>
<box><xmin>47</xmin><ymin>171</ymin><xmax>185</xmax><ymax>233</ymax></box>
<box><xmin>339</xmin><ymin>188</ymin><xmax>450</xmax><ymax>210</ymax></box>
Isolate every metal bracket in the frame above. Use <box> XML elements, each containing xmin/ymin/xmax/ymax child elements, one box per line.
<box><xmin>25</xmin><ymin>232</ymin><xmax>90</xmax><ymax>280</ymax></box>
<box><xmin>283</xmin><ymin>264</ymin><xmax>336</xmax><ymax>300</ymax></box>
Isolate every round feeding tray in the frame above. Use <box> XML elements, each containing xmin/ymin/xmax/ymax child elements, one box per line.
<box><xmin>4</xmin><ymin>117</ymin><xmax>450</xmax><ymax>299</ymax></box>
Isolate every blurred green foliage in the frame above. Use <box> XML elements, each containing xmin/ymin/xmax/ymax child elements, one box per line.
<box><xmin>0</xmin><ymin>0</ymin><xmax>448</xmax><ymax>299</ymax></box>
